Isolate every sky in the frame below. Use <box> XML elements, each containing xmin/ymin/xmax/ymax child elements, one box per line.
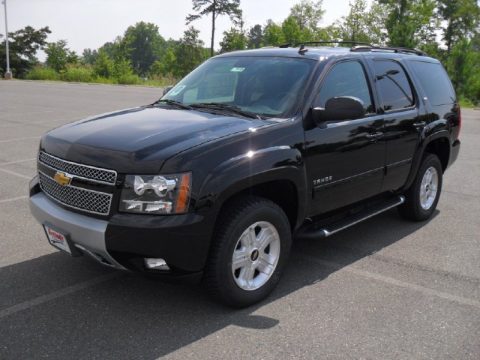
<box><xmin>1</xmin><ymin>0</ymin><xmax>360</xmax><ymax>59</ymax></box>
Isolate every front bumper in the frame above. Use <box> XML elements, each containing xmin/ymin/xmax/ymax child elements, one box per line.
<box><xmin>30</xmin><ymin>192</ymin><xmax>127</xmax><ymax>270</ymax></box>
<box><xmin>29</xmin><ymin>179</ymin><xmax>215</xmax><ymax>274</ymax></box>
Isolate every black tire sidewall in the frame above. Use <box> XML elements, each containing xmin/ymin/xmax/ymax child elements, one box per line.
<box><xmin>410</xmin><ymin>154</ymin><xmax>443</xmax><ymax>220</ymax></box>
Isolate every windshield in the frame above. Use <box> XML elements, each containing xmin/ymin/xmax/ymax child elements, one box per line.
<box><xmin>162</xmin><ymin>56</ymin><xmax>315</xmax><ymax>118</ymax></box>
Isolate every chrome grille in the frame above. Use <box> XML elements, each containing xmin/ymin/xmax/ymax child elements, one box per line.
<box><xmin>39</xmin><ymin>172</ymin><xmax>113</xmax><ymax>215</ymax></box>
<box><xmin>39</xmin><ymin>151</ymin><xmax>117</xmax><ymax>185</ymax></box>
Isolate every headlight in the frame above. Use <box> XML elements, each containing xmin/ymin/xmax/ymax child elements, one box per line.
<box><xmin>119</xmin><ymin>173</ymin><xmax>191</xmax><ymax>214</ymax></box>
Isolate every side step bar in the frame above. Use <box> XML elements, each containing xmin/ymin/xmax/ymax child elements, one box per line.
<box><xmin>297</xmin><ymin>195</ymin><xmax>405</xmax><ymax>240</ymax></box>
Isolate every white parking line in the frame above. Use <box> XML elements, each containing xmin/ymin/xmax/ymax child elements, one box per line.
<box><xmin>301</xmin><ymin>254</ymin><xmax>480</xmax><ymax>310</ymax></box>
<box><xmin>0</xmin><ymin>136</ymin><xmax>40</xmax><ymax>144</ymax></box>
<box><xmin>0</xmin><ymin>158</ymin><xmax>36</xmax><ymax>166</ymax></box>
<box><xmin>0</xmin><ymin>168</ymin><xmax>32</xmax><ymax>179</ymax></box>
<box><xmin>0</xmin><ymin>196</ymin><xmax>28</xmax><ymax>204</ymax></box>
<box><xmin>0</xmin><ymin>273</ymin><xmax>121</xmax><ymax>319</ymax></box>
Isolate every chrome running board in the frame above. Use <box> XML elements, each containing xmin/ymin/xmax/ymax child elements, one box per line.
<box><xmin>297</xmin><ymin>196</ymin><xmax>405</xmax><ymax>240</ymax></box>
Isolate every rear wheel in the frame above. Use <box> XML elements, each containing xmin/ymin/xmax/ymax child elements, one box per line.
<box><xmin>205</xmin><ymin>196</ymin><xmax>292</xmax><ymax>308</ymax></box>
<box><xmin>398</xmin><ymin>153</ymin><xmax>443</xmax><ymax>221</ymax></box>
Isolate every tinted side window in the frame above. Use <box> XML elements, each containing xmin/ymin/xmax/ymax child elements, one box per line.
<box><xmin>317</xmin><ymin>61</ymin><xmax>374</xmax><ymax>114</ymax></box>
<box><xmin>373</xmin><ymin>60</ymin><xmax>414</xmax><ymax>111</ymax></box>
<box><xmin>409</xmin><ymin>61</ymin><xmax>455</xmax><ymax>106</ymax></box>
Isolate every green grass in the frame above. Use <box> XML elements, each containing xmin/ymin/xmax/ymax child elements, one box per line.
<box><xmin>61</xmin><ymin>65</ymin><xmax>94</xmax><ymax>82</ymax></box>
<box><xmin>25</xmin><ymin>66</ymin><xmax>177</xmax><ymax>87</ymax></box>
<box><xmin>116</xmin><ymin>74</ymin><xmax>141</xmax><ymax>85</ymax></box>
<box><xmin>458</xmin><ymin>97</ymin><xmax>477</xmax><ymax>109</ymax></box>
<box><xmin>26</xmin><ymin>66</ymin><xmax>60</xmax><ymax>81</ymax></box>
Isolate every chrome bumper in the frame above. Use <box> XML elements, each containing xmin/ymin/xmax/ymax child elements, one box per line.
<box><xmin>29</xmin><ymin>192</ymin><xmax>126</xmax><ymax>270</ymax></box>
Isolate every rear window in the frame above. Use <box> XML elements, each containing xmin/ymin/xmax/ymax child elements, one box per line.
<box><xmin>373</xmin><ymin>60</ymin><xmax>415</xmax><ymax>111</ymax></box>
<box><xmin>409</xmin><ymin>61</ymin><xmax>455</xmax><ymax>106</ymax></box>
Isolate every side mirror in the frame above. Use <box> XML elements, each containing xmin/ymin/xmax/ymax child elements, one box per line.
<box><xmin>312</xmin><ymin>96</ymin><xmax>366</xmax><ymax>126</ymax></box>
<box><xmin>162</xmin><ymin>85</ymin><xmax>174</xmax><ymax>96</ymax></box>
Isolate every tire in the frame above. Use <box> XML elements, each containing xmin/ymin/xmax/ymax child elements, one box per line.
<box><xmin>204</xmin><ymin>196</ymin><xmax>292</xmax><ymax>308</ymax></box>
<box><xmin>398</xmin><ymin>153</ymin><xmax>443</xmax><ymax>221</ymax></box>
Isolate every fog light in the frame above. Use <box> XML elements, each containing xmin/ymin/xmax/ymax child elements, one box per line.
<box><xmin>144</xmin><ymin>258</ymin><xmax>170</xmax><ymax>270</ymax></box>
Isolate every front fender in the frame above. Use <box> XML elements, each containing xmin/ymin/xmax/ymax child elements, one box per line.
<box><xmin>197</xmin><ymin>145</ymin><xmax>308</xmax><ymax>228</ymax></box>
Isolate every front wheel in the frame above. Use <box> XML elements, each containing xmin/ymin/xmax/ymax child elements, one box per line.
<box><xmin>204</xmin><ymin>196</ymin><xmax>292</xmax><ymax>308</ymax></box>
<box><xmin>398</xmin><ymin>153</ymin><xmax>443</xmax><ymax>221</ymax></box>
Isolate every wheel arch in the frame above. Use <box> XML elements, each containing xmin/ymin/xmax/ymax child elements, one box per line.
<box><xmin>424</xmin><ymin>137</ymin><xmax>450</xmax><ymax>172</ymax></box>
<box><xmin>197</xmin><ymin>146</ymin><xmax>308</xmax><ymax>232</ymax></box>
<box><xmin>215</xmin><ymin>179</ymin><xmax>301</xmax><ymax>232</ymax></box>
<box><xmin>403</xmin><ymin>131</ymin><xmax>451</xmax><ymax>191</ymax></box>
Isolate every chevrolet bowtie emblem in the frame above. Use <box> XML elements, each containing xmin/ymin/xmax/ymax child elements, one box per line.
<box><xmin>53</xmin><ymin>171</ymin><xmax>72</xmax><ymax>186</ymax></box>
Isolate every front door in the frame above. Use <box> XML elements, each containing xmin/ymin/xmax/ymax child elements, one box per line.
<box><xmin>305</xmin><ymin>59</ymin><xmax>385</xmax><ymax>215</ymax></box>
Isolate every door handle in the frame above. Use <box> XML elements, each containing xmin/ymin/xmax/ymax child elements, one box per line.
<box><xmin>366</xmin><ymin>132</ymin><xmax>384</xmax><ymax>140</ymax></box>
<box><xmin>413</xmin><ymin>121</ymin><xmax>426</xmax><ymax>128</ymax></box>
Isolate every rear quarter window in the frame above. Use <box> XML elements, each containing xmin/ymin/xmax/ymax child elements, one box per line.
<box><xmin>409</xmin><ymin>61</ymin><xmax>456</xmax><ymax>106</ymax></box>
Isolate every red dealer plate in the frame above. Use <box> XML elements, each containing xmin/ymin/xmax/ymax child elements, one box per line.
<box><xmin>43</xmin><ymin>224</ymin><xmax>72</xmax><ymax>254</ymax></box>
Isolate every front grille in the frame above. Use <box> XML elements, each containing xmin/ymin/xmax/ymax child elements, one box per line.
<box><xmin>39</xmin><ymin>172</ymin><xmax>113</xmax><ymax>215</ymax></box>
<box><xmin>39</xmin><ymin>151</ymin><xmax>117</xmax><ymax>185</ymax></box>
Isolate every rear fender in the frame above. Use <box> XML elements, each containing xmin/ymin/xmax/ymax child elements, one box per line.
<box><xmin>402</xmin><ymin>129</ymin><xmax>450</xmax><ymax>191</ymax></box>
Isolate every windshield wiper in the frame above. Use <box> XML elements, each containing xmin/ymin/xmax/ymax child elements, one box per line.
<box><xmin>190</xmin><ymin>103</ymin><xmax>263</xmax><ymax>120</ymax></box>
<box><xmin>153</xmin><ymin>99</ymin><xmax>193</xmax><ymax>110</ymax></box>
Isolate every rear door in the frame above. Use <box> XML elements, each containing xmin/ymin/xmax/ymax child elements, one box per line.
<box><xmin>305</xmin><ymin>59</ymin><xmax>385</xmax><ymax>215</ymax></box>
<box><xmin>368</xmin><ymin>58</ymin><xmax>423</xmax><ymax>191</ymax></box>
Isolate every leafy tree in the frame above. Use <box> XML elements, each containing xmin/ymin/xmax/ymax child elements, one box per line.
<box><xmin>174</xmin><ymin>27</ymin><xmax>206</xmax><ymax>77</ymax></box>
<box><xmin>93</xmin><ymin>49</ymin><xmax>114</xmax><ymax>78</ymax></box>
<box><xmin>150</xmin><ymin>46</ymin><xmax>177</xmax><ymax>76</ymax></box>
<box><xmin>0</xmin><ymin>26</ymin><xmax>51</xmax><ymax>77</ymax></box>
<box><xmin>150</xmin><ymin>40</ymin><xmax>180</xmax><ymax>76</ymax></box>
<box><xmin>112</xmin><ymin>58</ymin><xmax>133</xmax><ymax>79</ymax></box>
<box><xmin>98</xmin><ymin>41</ymin><xmax>119</xmax><ymax>59</ymax></box>
<box><xmin>282</xmin><ymin>16</ymin><xmax>313</xmax><ymax>44</ymax></box>
<box><xmin>220</xmin><ymin>27</ymin><xmax>247</xmax><ymax>52</ymax></box>
<box><xmin>378</xmin><ymin>0</ymin><xmax>437</xmax><ymax>48</ymax></box>
<box><xmin>289</xmin><ymin>0</ymin><xmax>325</xmax><ymax>32</ymax></box>
<box><xmin>263</xmin><ymin>15</ymin><xmax>315</xmax><ymax>47</ymax></box>
<box><xmin>365</xmin><ymin>1</ymin><xmax>390</xmax><ymax>45</ymax></box>
<box><xmin>315</xmin><ymin>24</ymin><xmax>341</xmax><ymax>42</ymax></box>
<box><xmin>263</xmin><ymin>20</ymin><xmax>286</xmax><ymax>45</ymax></box>
<box><xmin>121</xmin><ymin>22</ymin><xmax>166</xmax><ymax>75</ymax></box>
<box><xmin>446</xmin><ymin>39</ymin><xmax>480</xmax><ymax>103</ymax></box>
<box><xmin>45</xmin><ymin>40</ymin><xmax>77</xmax><ymax>72</ymax></box>
<box><xmin>82</xmin><ymin>48</ymin><xmax>98</xmax><ymax>65</ymax></box>
<box><xmin>334</xmin><ymin>0</ymin><xmax>387</xmax><ymax>45</ymax></box>
<box><xmin>67</xmin><ymin>51</ymin><xmax>79</xmax><ymax>64</ymax></box>
<box><xmin>247</xmin><ymin>24</ymin><xmax>264</xmax><ymax>48</ymax></box>
<box><xmin>186</xmin><ymin>0</ymin><xmax>242</xmax><ymax>56</ymax></box>
<box><xmin>111</xmin><ymin>57</ymin><xmax>139</xmax><ymax>84</ymax></box>
<box><xmin>437</xmin><ymin>0</ymin><xmax>480</xmax><ymax>53</ymax></box>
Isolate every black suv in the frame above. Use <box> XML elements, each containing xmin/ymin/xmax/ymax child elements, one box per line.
<box><xmin>29</xmin><ymin>43</ymin><xmax>461</xmax><ymax>307</ymax></box>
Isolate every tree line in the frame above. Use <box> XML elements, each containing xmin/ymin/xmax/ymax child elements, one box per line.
<box><xmin>0</xmin><ymin>0</ymin><xmax>479</xmax><ymax>104</ymax></box>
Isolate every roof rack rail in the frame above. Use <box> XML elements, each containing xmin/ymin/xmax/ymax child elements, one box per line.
<box><xmin>296</xmin><ymin>41</ymin><xmax>373</xmax><ymax>47</ymax></box>
<box><xmin>282</xmin><ymin>41</ymin><xmax>374</xmax><ymax>54</ymax></box>
<box><xmin>278</xmin><ymin>41</ymin><xmax>372</xmax><ymax>49</ymax></box>
<box><xmin>351</xmin><ymin>45</ymin><xmax>427</xmax><ymax>56</ymax></box>
<box><xmin>274</xmin><ymin>41</ymin><xmax>427</xmax><ymax>56</ymax></box>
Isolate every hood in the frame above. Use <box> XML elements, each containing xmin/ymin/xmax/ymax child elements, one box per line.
<box><xmin>41</xmin><ymin>106</ymin><xmax>267</xmax><ymax>173</ymax></box>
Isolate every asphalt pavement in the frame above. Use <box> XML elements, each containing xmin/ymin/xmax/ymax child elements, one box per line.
<box><xmin>0</xmin><ymin>80</ymin><xmax>479</xmax><ymax>359</ymax></box>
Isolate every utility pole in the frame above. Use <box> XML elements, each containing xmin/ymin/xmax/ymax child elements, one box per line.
<box><xmin>2</xmin><ymin>0</ymin><xmax>12</xmax><ymax>79</ymax></box>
